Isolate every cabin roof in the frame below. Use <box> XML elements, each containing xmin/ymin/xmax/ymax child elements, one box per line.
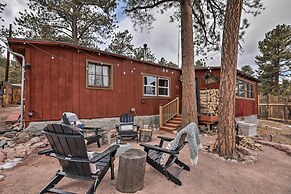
<box><xmin>8</xmin><ymin>38</ymin><xmax>258</xmax><ymax>82</ymax></box>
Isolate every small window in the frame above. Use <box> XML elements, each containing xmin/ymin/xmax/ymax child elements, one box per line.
<box><xmin>87</xmin><ymin>62</ymin><xmax>112</xmax><ymax>88</ymax></box>
<box><xmin>236</xmin><ymin>79</ymin><xmax>255</xmax><ymax>99</ymax></box>
<box><xmin>143</xmin><ymin>75</ymin><xmax>170</xmax><ymax>97</ymax></box>
<box><xmin>144</xmin><ymin>76</ymin><xmax>156</xmax><ymax>96</ymax></box>
<box><xmin>235</xmin><ymin>80</ymin><xmax>239</xmax><ymax>96</ymax></box>
<box><xmin>249</xmin><ymin>84</ymin><xmax>254</xmax><ymax>98</ymax></box>
<box><xmin>158</xmin><ymin>78</ymin><xmax>169</xmax><ymax>96</ymax></box>
<box><xmin>238</xmin><ymin>80</ymin><xmax>244</xmax><ymax>97</ymax></box>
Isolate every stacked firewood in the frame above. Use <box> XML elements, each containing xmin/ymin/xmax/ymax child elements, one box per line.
<box><xmin>237</xmin><ymin>135</ymin><xmax>263</xmax><ymax>151</ymax></box>
<box><xmin>200</xmin><ymin>89</ymin><xmax>219</xmax><ymax>116</ymax></box>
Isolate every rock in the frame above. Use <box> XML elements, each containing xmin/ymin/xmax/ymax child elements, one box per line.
<box><xmin>30</xmin><ymin>142</ymin><xmax>47</xmax><ymax>150</ymax></box>
<box><xmin>2</xmin><ymin>131</ymin><xmax>17</xmax><ymax>138</ymax></box>
<box><xmin>7</xmin><ymin>141</ymin><xmax>16</xmax><ymax>148</ymax></box>
<box><xmin>231</xmin><ymin>159</ymin><xmax>239</xmax><ymax>163</ymax></box>
<box><xmin>0</xmin><ymin>158</ymin><xmax>22</xmax><ymax>170</ymax></box>
<box><xmin>0</xmin><ymin>151</ymin><xmax>7</xmax><ymax>162</ymax></box>
<box><xmin>14</xmin><ymin>144</ymin><xmax>32</xmax><ymax>158</ymax></box>
<box><xmin>220</xmin><ymin>157</ymin><xmax>226</xmax><ymax>161</ymax></box>
<box><xmin>0</xmin><ymin>136</ymin><xmax>9</xmax><ymax>141</ymax></box>
<box><xmin>28</xmin><ymin>137</ymin><xmax>41</xmax><ymax>145</ymax></box>
<box><xmin>212</xmin><ymin>154</ymin><xmax>219</xmax><ymax>158</ymax></box>
<box><xmin>0</xmin><ymin>174</ymin><xmax>5</xmax><ymax>181</ymax></box>
<box><xmin>237</xmin><ymin>146</ymin><xmax>250</xmax><ymax>155</ymax></box>
<box><xmin>15</xmin><ymin>132</ymin><xmax>31</xmax><ymax>144</ymax></box>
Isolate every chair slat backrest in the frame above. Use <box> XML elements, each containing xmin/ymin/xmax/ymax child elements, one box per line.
<box><xmin>120</xmin><ymin>113</ymin><xmax>134</xmax><ymax>123</ymax></box>
<box><xmin>43</xmin><ymin>124</ymin><xmax>92</xmax><ymax>178</ymax></box>
<box><xmin>175</xmin><ymin>133</ymin><xmax>187</xmax><ymax>152</ymax></box>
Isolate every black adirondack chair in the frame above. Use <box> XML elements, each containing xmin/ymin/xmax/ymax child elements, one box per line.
<box><xmin>140</xmin><ymin>134</ymin><xmax>189</xmax><ymax>186</ymax></box>
<box><xmin>116</xmin><ymin>113</ymin><xmax>140</xmax><ymax>143</ymax></box>
<box><xmin>61</xmin><ymin>112</ymin><xmax>101</xmax><ymax>147</ymax></box>
<box><xmin>38</xmin><ymin>123</ymin><xmax>119</xmax><ymax>194</ymax></box>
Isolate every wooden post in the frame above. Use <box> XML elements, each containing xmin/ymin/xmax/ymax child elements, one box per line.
<box><xmin>116</xmin><ymin>148</ymin><xmax>147</xmax><ymax>193</ymax></box>
<box><xmin>266</xmin><ymin>94</ymin><xmax>269</xmax><ymax>119</ymax></box>
<box><xmin>159</xmin><ymin>105</ymin><xmax>163</xmax><ymax>127</ymax></box>
<box><xmin>284</xmin><ymin>97</ymin><xmax>288</xmax><ymax>123</ymax></box>
<box><xmin>176</xmin><ymin>97</ymin><xmax>180</xmax><ymax>115</ymax></box>
<box><xmin>5</xmin><ymin>24</ymin><xmax>12</xmax><ymax>82</ymax></box>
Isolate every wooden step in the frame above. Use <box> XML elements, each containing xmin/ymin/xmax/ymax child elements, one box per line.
<box><xmin>160</xmin><ymin>126</ymin><xmax>177</xmax><ymax>133</ymax></box>
<box><xmin>168</xmin><ymin>120</ymin><xmax>182</xmax><ymax>125</ymax></box>
<box><xmin>165</xmin><ymin>122</ymin><xmax>181</xmax><ymax>128</ymax></box>
<box><xmin>172</xmin><ymin>117</ymin><xmax>182</xmax><ymax>122</ymax></box>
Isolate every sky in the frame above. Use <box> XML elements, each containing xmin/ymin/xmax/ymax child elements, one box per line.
<box><xmin>1</xmin><ymin>0</ymin><xmax>291</xmax><ymax>71</ymax></box>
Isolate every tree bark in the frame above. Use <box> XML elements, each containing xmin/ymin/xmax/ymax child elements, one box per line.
<box><xmin>71</xmin><ymin>4</ymin><xmax>78</xmax><ymax>44</ymax></box>
<box><xmin>217</xmin><ymin>0</ymin><xmax>243</xmax><ymax>158</ymax></box>
<box><xmin>180</xmin><ymin>0</ymin><xmax>198</xmax><ymax>127</ymax></box>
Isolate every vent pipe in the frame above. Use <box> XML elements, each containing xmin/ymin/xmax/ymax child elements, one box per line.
<box><xmin>143</xmin><ymin>44</ymin><xmax>147</xmax><ymax>61</ymax></box>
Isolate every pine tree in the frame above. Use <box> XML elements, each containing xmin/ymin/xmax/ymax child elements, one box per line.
<box><xmin>107</xmin><ymin>30</ymin><xmax>134</xmax><ymax>57</ymax></box>
<box><xmin>241</xmin><ymin>65</ymin><xmax>254</xmax><ymax>76</ymax></box>
<box><xmin>15</xmin><ymin>0</ymin><xmax>117</xmax><ymax>47</ymax></box>
<box><xmin>256</xmin><ymin>24</ymin><xmax>291</xmax><ymax>94</ymax></box>
<box><xmin>122</xmin><ymin>0</ymin><xmax>263</xmax><ymax>126</ymax></box>
<box><xmin>0</xmin><ymin>3</ymin><xmax>7</xmax><ymax>42</ymax></box>
<box><xmin>133</xmin><ymin>46</ymin><xmax>156</xmax><ymax>63</ymax></box>
<box><xmin>158</xmin><ymin>57</ymin><xmax>178</xmax><ymax>68</ymax></box>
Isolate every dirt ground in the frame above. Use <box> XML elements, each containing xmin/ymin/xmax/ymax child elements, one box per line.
<box><xmin>0</xmin><ymin>106</ymin><xmax>20</xmax><ymax>130</ymax></box>
<box><xmin>257</xmin><ymin>119</ymin><xmax>291</xmax><ymax>144</ymax></box>
<box><xmin>0</xmin><ymin>108</ymin><xmax>291</xmax><ymax>194</ymax></box>
<box><xmin>0</xmin><ymin>132</ymin><xmax>291</xmax><ymax>194</ymax></box>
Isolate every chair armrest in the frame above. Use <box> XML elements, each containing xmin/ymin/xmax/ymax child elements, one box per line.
<box><xmin>89</xmin><ymin>145</ymin><xmax>120</xmax><ymax>163</ymax></box>
<box><xmin>157</xmin><ymin>136</ymin><xmax>174</xmax><ymax>142</ymax></box>
<box><xmin>38</xmin><ymin>148</ymin><xmax>53</xmax><ymax>155</ymax></box>
<box><xmin>134</xmin><ymin>125</ymin><xmax>140</xmax><ymax>131</ymax></box>
<box><xmin>157</xmin><ymin>136</ymin><xmax>174</xmax><ymax>147</ymax></box>
<box><xmin>82</xmin><ymin>126</ymin><xmax>100</xmax><ymax>132</ymax></box>
<box><xmin>140</xmin><ymin>143</ymin><xmax>178</xmax><ymax>155</ymax></box>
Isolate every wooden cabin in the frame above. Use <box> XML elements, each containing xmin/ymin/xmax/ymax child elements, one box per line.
<box><xmin>8</xmin><ymin>38</ymin><xmax>258</xmax><ymax>130</ymax></box>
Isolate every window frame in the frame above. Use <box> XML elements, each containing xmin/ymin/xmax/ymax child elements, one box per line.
<box><xmin>143</xmin><ymin>74</ymin><xmax>170</xmax><ymax>98</ymax></box>
<box><xmin>143</xmin><ymin>75</ymin><xmax>157</xmax><ymax>96</ymax></box>
<box><xmin>86</xmin><ymin>59</ymin><xmax>113</xmax><ymax>90</ymax></box>
<box><xmin>235</xmin><ymin>78</ymin><xmax>255</xmax><ymax>99</ymax></box>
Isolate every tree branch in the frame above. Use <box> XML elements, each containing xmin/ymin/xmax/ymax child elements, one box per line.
<box><xmin>125</xmin><ymin>0</ymin><xmax>177</xmax><ymax>12</ymax></box>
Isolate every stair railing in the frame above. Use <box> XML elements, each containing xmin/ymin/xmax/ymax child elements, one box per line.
<box><xmin>159</xmin><ymin>97</ymin><xmax>180</xmax><ymax>127</ymax></box>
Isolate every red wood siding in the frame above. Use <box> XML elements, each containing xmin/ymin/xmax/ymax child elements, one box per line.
<box><xmin>22</xmin><ymin>44</ymin><xmax>181</xmax><ymax>122</ymax></box>
<box><xmin>195</xmin><ymin>68</ymin><xmax>258</xmax><ymax>117</ymax></box>
<box><xmin>9</xmin><ymin>39</ymin><xmax>258</xmax><ymax>124</ymax></box>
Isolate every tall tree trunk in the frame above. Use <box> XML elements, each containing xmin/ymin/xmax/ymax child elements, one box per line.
<box><xmin>72</xmin><ymin>4</ymin><xmax>78</xmax><ymax>44</ymax></box>
<box><xmin>180</xmin><ymin>0</ymin><xmax>198</xmax><ymax>127</ymax></box>
<box><xmin>217</xmin><ymin>0</ymin><xmax>243</xmax><ymax>158</ymax></box>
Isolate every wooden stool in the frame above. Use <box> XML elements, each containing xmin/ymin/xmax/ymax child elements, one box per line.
<box><xmin>139</xmin><ymin>129</ymin><xmax>152</xmax><ymax>142</ymax></box>
<box><xmin>116</xmin><ymin>148</ymin><xmax>147</xmax><ymax>193</ymax></box>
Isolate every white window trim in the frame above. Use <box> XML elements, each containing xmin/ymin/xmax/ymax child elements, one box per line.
<box><xmin>157</xmin><ymin>77</ymin><xmax>170</xmax><ymax>97</ymax></box>
<box><xmin>143</xmin><ymin>75</ymin><xmax>170</xmax><ymax>97</ymax></box>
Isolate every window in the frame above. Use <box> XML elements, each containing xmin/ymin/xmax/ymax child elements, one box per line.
<box><xmin>249</xmin><ymin>84</ymin><xmax>254</xmax><ymax>98</ymax></box>
<box><xmin>158</xmin><ymin>78</ymin><xmax>169</xmax><ymax>96</ymax></box>
<box><xmin>143</xmin><ymin>75</ymin><xmax>170</xmax><ymax>97</ymax></box>
<box><xmin>87</xmin><ymin>61</ymin><xmax>112</xmax><ymax>88</ymax></box>
<box><xmin>144</xmin><ymin>76</ymin><xmax>156</xmax><ymax>96</ymax></box>
<box><xmin>238</xmin><ymin>80</ymin><xmax>244</xmax><ymax>97</ymax></box>
<box><xmin>235</xmin><ymin>79</ymin><xmax>254</xmax><ymax>99</ymax></box>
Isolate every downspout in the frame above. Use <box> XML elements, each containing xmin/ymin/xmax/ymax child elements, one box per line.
<box><xmin>8</xmin><ymin>48</ymin><xmax>26</xmax><ymax>131</ymax></box>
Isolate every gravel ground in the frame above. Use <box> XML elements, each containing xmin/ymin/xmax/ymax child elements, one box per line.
<box><xmin>1</xmin><ymin>131</ymin><xmax>291</xmax><ymax>194</ymax></box>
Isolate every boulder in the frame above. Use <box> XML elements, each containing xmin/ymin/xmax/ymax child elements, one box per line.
<box><xmin>15</xmin><ymin>132</ymin><xmax>31</xmax><ymax>144</ymax></box>
<box><xmin>0</xmin><ymin>151</ymin><xmax>7</xmax><ymax>162</ymax></box>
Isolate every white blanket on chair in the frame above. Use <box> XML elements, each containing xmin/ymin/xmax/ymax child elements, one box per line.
<box><xmin>168</xmin><ymin>122</ymin><xmax>202</xmax><ymax>165</ymax></box>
